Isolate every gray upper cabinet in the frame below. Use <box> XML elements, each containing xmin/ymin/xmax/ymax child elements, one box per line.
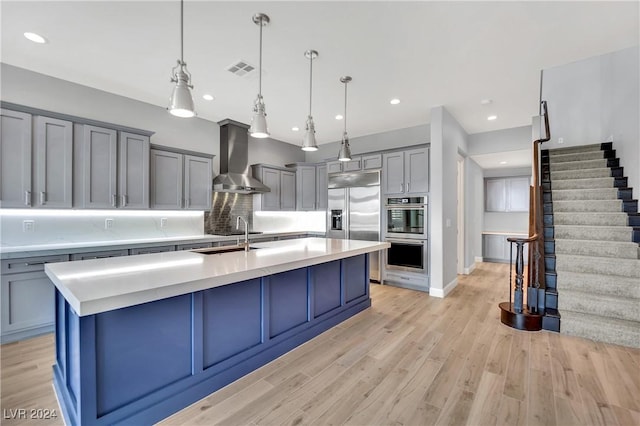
<box><xmin>0</xmin><ymin>109</ymin><xmax>32</xmax><ymax>207</ymax></box>
<box><xmin>34</xmin><ymin>116</ymin><xmax>73</xmax><ymax>208</ymax></box>
<box><xmin>342</xmin><ymin>156</ymin><xmax>362</xmax><ymax>172</ymax></box>
<box><xmin>362</xmin><ymin>154</ymin><xmax>382</xmax><ymax>170</ymax></box>
<box><xmin>327</xmin><ymin>160</ymin><xmax>342</xmax><ymax>174</ymax></box>
<box><xmin>150</xmin><ymin>149</ymin><xmax>184</xmax><ymax>209</ymax></box>
<box><xmin>485</xmin><ymin>176</ymin><xmax>529</xmax><ymax>212</ymax></box>
<box><xmin>296</xmin><ymin>166</ymin><xmax>317</xmax><ymax>210</ymax></box>
<box><xmin>150</xmin><ymin>148</ymin><xmax>212</xmax><ymax>210</ymax></box>
<box><xmin>316</xmin><ymin>164</ymin><xmax>328</xmax><ymax>211</ymax></box>
<box><xmin>76</xmin><ymin>125</ymin><xmax>118</xmax><ymax>208</ymax></box>
<box><xmin>382</xmin><ymin>147</ymin><xmax>429</xmax><ymax>195</ymax></box>
<box><xmin>184</xmin><ymin>154</ymin><xmax>212</xmax><ymax>210</ymax></box>
<box><xmin>119</xmin><ymin>132</ymin><xmax>150</xmax><ymax>209</ymax></box>
<box><xmin>252</xmin><ymin>165</ymin><xmax>296</xmax><ymax>211</ymax></box>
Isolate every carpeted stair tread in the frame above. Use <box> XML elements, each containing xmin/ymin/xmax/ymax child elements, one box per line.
<box><xmin>556</xmin><ymin>270</ymin><xmax>640</xmax><ymax>298</ymax></box>
<box><xmin>548</xmin><ymin>151</ymin><xmax>605</xmax><ymax>163</ymax></box>
<box><xmin>555</xmin><ymin>238</ymin><xmax>639</xmax><ymax>259</ymax></box>
<box><xmin>550</xmin><ymin>168</ymin><xmax>613</xmax><ymax>180</ymax></box>
<box><xmin>551</xmin><ymin>177</ymin><xmax>614</xmax><ymax>190</ymax></box>
<box><xmin>553</xmin><ymin>212</ymin><xmax>629</xmax><ymax>226</ymax></box>
<box><xmin>556</xmin><ymin>253</ymin><xmax>640</xmax><ymax>278</ymax></box>
<box><xmin>560</xmin><ymin>310</ymin><xmax>640</xmax><ymax>348</ymax></box>
<box><xmin>552</xmin><ymin>200</ymin><xmax>623</xmax><ymax>212</ymax></box>
<box><xmin>558</xmin><ymin>289</ymin><xmax>640</xmax><ymax>322</ymax></box>
<box><xmin>549</xmin><ymin>159</ymin><xmax>608</xmax><ymax>172</ymax></box>
<box><xmin>554</xmin><ymin>225</ymin><xmax>633</xmax><ymax>242</ymax></box>
<box><xmin>548</xmin><ymin>144</ymin><xmax>603</xmax><ymax>154</ymax></box>
<box><xmin>551</xmin><ymin>188</ymin><xmax>619</xmax><ymax>201</ymax></box>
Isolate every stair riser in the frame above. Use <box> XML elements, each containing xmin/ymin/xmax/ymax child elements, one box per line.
<box><xmin>551</xmin><ymin>178</ymin><xmax>614</xmax><ymax>190</ymax></box>
<box><xmin>549</xmin><ymin>151</ymin><xmax>605</xmax><ymax>162</ymax></box>
<box><xmin>545</xmin><ymin>143</ymin><xmax>605</xmax><ymax>155</ymax></box>
<box><xmin>549</xmin><ymin>159</ymin><xmax>608</xmax><ymax>171</ymax></box>
<box><xmin>559</xmin><ymin>293</ymin><xmax>640</xmax><ymax>322</ymax></box>
<box><xmin>560</xmin><ymin>313</ymin><xmax>640</xmax><ymax>348</ymax></box>
<box><xmin>555</xmin><ymin>240</ymin><xmax>639</xmax><ymax>259</ymax></box>
<box><xmin>555</xmin><ymin>227</ymin><xmax>633</xmax><ymax>242</ymax></box>
<box><xmin>556</xmin><ymin>255</ymin><xmax>640</xmax><ymax>278</ymax></box>
<box><xmin>546</xmin><ymin>291</ymin><xmax>558</xmax><ymax>310</ymax></box>
<box><xmin>552</xmin><ymin>189</ymin><xmax>620</xmax><ymax>201</ymax></box>
<box><xmin>553</xmin><ymin>213</ymin><xmax>629</xmax><ymax>226</ymax></box>
<box><xmin>556</xmin><ymin>271</ymin><xmax>640</xmax><ymax>299</ymax></box>
<box><xmin>552</xmin><ymin>200</ymin><xmax>623</xmax><ymax>212</ymax></box>
<box><xmin>550</xmin><ymin>168</ymin><xmax>612</xmax><ymax>180</ymax></box>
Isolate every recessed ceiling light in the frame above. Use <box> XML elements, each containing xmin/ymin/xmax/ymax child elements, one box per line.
<box><xmin>202</xmin><ymin>94</ymin><xmax>214</xmax><ymax>101</ymax></box>
<box><xmin>291</xmin><ymin>127</ymin><xmax>299</xmax><ymax>132</ymax></box>
<box><xmin>335</xmin><ymin>114</ymin><xmax>343</xmax><ymax>120</ymax></box>
<box><xmin>487</xmin><ymin>115</ymin><xmax>497</xmax><ymax>121</ymax></box>
<box><xmin>24</xmin><ymin>32</ymin><xmax>47</xmax><ymax>44</ymax></box>
<box><xmin>390</xmin><ymin>98</ymin><xmax>400</xmax><ymax>105</ymax></box>
<box><xmin>480</xmin><ymin>99</ymin><xmax>492</xmax><ymax>105</ymax></box>
<box><xmin>499</xmin><ymin>161</ymin><xmax>508</xmax><ymax>165</ymax></box>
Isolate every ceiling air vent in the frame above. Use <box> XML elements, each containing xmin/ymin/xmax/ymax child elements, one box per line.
<box><xmin>226</xmin><ymin>61</ymin><xmax>255</xmax><ymax>77</ymax></box>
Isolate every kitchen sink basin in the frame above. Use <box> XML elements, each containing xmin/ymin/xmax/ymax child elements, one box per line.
<box><xmin>191</xmin><ymin>245</ymin><xmax>258</xmax><ymax>255</ymax></box>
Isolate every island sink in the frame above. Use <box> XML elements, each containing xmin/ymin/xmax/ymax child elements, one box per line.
<box><xmin>191</xmin><ymin>245</ymin><xmax>257</xmax><ymax>255</ymax></box>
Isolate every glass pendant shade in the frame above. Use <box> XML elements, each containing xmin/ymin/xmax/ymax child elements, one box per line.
<box><xmin>168</xmin><ymin>65</ymin><xmax>195</xmax><ymax>118</ymax></box>
<box><xmin>338</xmin><ymin>133</ymin><xmax>352</xmax><ymax>161</ymax></box>
<box><xmin>301</xmin><ymin>116</ymin><xmax>318</xmax><ymax>151</ymax></box>
<box><xmin>249</xmin><ymin>95</ymin><xmax>269</xmax><ymax>138</ymax></box>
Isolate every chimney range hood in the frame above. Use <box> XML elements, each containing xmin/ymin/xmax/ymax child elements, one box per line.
<box><xmin>213</xmin><ymin>119</ymin><xmax>270</xmax><ymax>194</ymax></box>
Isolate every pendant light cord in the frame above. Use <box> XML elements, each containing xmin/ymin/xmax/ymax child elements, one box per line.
<box><xmin>180</xmin><ymin>0</ymin><xmax>184</xmax><ymax>64</ymax></box>
<box><xmin>343</xmin><ymin>81</ymin><xmax>348</xmax><ymax>134</ymax></box>
<box><xmin>258</xmin><ymin>16</ymin><xmax>263</xmax><ymax>96</ymax></box>
<box><xmin>308</xmin><ymin>55</ymin><xmax>313</xmax><ymax>117</ymax></box>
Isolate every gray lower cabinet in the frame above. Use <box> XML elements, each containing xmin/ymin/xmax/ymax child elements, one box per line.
<box><xmin>382</xmin><ymin>147</ymin><xmax>429</xmax><ymax>195</ymax></box>
<box><xmin>34</xmin><ymin>116</ymin><xmax>73</xmax><ymax>208</ymax></box>
<box><xmin>176</xmin><ymin>242</ymin><xmax>212</xmax><ymax>250</ymax></box>
<box><xmin>70</xmin><ymin>249</ymin><xmax>129</xmax><ymax>260</ymax></box>
<box><xmin>150</xmin><ymin>148</ymin><xmax>212</xmax><ymax>210</ymax></box>
<box><xmin>129</xmin><ymin>245</ymin><xmax>176</xmax><ymax>255</ymax></box>
<box><xmin>1</xmin><ymin>254</ymin><xmax>69</xmax><ymax>343</ymax></box>
<box><xmin>252</xmin><ymin>165</ymin><xmax>296</xmax><ymax>211</ymax></box>
<box><xmin>483</xmin><ymin>233</ymin><xmax>529</xmax><ymax>263</ymax></box>
<box><xmin>0</xmin><ymin>109</ymin><xmax>32</xmax><ymax>207</ymax></box>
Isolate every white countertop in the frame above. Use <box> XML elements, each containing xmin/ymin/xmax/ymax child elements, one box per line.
<box><xmin>45</xmin><ymin>238</ymin><xmax>389</xmax><ymax>317</ymax></box>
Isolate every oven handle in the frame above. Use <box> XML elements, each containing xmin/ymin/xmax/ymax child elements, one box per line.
<box><xmin>385</xmin><ymin>204</ymin><xmax>426</xmax><ymax>209</ymax></box>
<box><xmin>385</xmin><ymin>238</ymin><xmax>425</xmax><ymax>245</ymax></box>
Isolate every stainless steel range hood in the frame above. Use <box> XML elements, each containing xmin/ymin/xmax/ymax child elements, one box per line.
<box><xmin>213</xmin><ymin>119</ymin><xmax>270</xmax><ymax>194</ymax></box>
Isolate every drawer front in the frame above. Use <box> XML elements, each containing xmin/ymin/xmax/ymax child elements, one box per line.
<box><xmin>1</xmin><ymin>254</ymin><xmax>69</xmax><ymax>274</ymax></box>
<box><xmin>71</xmin><ymin>249</ymin><xmax>129</xmax><ymax>261</ymax></box>
<box><xmin>129</xmin><ymin>245</ymin><xmax>176</xmax><ymax>255</ymax></box>
<box><xmin>176</xmin><ymin>242</ymin><xmax>212</xmax><ymax>251</ymax></box>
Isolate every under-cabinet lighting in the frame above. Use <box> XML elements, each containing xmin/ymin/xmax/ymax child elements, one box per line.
<box><xmin>0</xmin><ymin>209</ymin><xmax>203</xmax><ymax>218</ymax></box>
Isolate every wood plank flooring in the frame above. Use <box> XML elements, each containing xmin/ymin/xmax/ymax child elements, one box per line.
<box><xmin>1</xmin><ymin>262</ymin><xmax>638</xmax><ymax>425</ymax></box>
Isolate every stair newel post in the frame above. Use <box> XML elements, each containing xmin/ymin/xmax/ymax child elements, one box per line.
<box><xmin>513</xmin><ymin>240</ymin><xmax>525</xmax><ymax>313</ymax></box>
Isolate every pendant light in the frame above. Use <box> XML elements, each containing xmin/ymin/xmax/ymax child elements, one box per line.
<box><xmin>249</xmin><ymin>13</ymin><xmax>270</xmax><ymax>138</ymax></box>
<box><xmin>301</xmin><ymin>50</ymin><xmax>319</xmax><ymax>151</ymax></box>
<box><xmin>337</xmin><ymin>76</ymin><xmax>352</xmax><ymax>161</ymax></box>
<box><xmin>168</xmin><ymin>0</ymin><xmax>195</xmax><ymax>118</ymax></box>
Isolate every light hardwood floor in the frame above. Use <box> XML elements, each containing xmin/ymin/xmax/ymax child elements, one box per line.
<box><xmin>1</xmin><ymin>262</ymin><xmax>638</xmax><ymax>425</ymax></box>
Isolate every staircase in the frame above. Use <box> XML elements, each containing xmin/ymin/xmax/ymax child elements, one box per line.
<box><xmin>542</xmin><ymin>142</ymin><xmax>640</xmax><ymax>348</ymax></box>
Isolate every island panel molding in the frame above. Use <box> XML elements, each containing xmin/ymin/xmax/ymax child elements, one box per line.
<box><xmin>50</xmin><ymin>243</ymin><xmax>378</xmax><ymax>425</ymax></box>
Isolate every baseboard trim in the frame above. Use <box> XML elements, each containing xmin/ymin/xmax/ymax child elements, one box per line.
<box><xmin>429</xmin><ymin>277</ymin><xmax>458</xmax><ymax>298</ymax></box>
<box><xmin>475</xmin><ymin>256</ymin><xmax>483</xmax><ymax>263</ymax></box>
<box><xmin>463</xmin><ymin>262</ymin><xmax>476</xmax><ymax>275</ymax></box>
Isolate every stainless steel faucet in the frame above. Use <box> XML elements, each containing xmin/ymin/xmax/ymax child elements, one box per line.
<box><xmin>236</xmin><ymin>216</ymin><xmax>249</xmax><ymax>252</ymax></box>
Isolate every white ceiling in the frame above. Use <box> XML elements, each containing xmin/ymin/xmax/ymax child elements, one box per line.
<box><xmin>1</xmin><ymin>1</ymin><xmax>638</xmax><ymax>147</ymax></box>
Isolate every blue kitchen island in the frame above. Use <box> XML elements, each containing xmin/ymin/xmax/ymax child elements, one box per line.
<box><xmin>44</xmin><ymin>238</ymin><xmax>389</xmax><ymax>425</ymax></box>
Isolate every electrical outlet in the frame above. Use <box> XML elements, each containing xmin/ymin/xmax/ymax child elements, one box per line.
<box><xmin>558</xmin><ymin>137</ymin><xmax>564</xmax><ymax>144</ymax></box>
<box><xmin>23</xmin><ymin>220</ymin><xmax>35</xmax><ymax>232</ymax></box>
<box><xmin>105</xmin><ymin>218</ymin><xmax>114</xmax><ymax>229</ymax></box>
<box><xmin>160</xmin><ymin>218</ymin><xmax>168</xmax><ymax>228</ymax></box>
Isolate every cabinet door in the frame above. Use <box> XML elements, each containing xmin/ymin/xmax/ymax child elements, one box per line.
<box><xmin>483</xmin><ymin>234</ymin><xmax>507</xmax><ymax>261</ymax></box>
<box><xmin>150</xmin><ymin>149</ymin><xmax>183</xmax><ymax>209</ymax></box>
<box><xmin>507</xmin><ymin>177</ymin><xmax>530</xmax><ymax>212</ymax></box>
<box><xmin>34</xmin><ymin>116</ymin><xmax>73</xmax><ymax>208</ymax></box>
<box><xmin>382</xmin><ymin>152</ymin><xmax>405</xmax><ymax>194</ymax></box>
<box><xmin>342</xmin><ymin>156</ymin><xmax>362</xmax><ymax>172</ymax></box>
<box><xmin>184</xmin><ymin>155</ymin><xmax>212</xmax><ymax>210</ymax></box>
<box><xmin>260</xmin><ymin>168</ymin><xmax>281</xmax><ymax>210</ymax></box>
<box><xmin>296</xmin><ymin>166</ymin><xmax>317</xmax><ymax>211</ymax></box>
<box><xmin>316</xmin><ymin>164</ymin><xmax>328</xmax><ymax>211</ymax></box>
<box><xmin>485</xmin><ymin>179</ymin><xmax>507</xmax><ymax>212</ymax></box>
<box><xmin>280</xmin><ymin>171</ymin><xmax>296</xmax><ymax>211</ymax></box>
<box><xmin>1</xmin><ymin>271</ymin><xmax>55</xmax><ymax>336</ymax></box>
<box><xmin>0</xmin><ymin>109</ymin><xmax>32</xmax><ymax>207</ymax></box>
<box><xmin>327</xmin><ymin>161</ymin><xmax>342</xmax><ymax>174</ymax></box>
<box><xmin>119</xmin><ymin>132</ymin><xmax>150</xmax><ymax>209</ymax></box>
<box><xmin>79</xmin><ymin>125</ymin><xmax>118</xmax><ymax>208</ymax></box>
<box><xmin>405</xmin><ymin>148</ymin><xmax>429</xmax><ymax>194</ymax></box>
<box><xmin>362</xmin><ymin>154</ymin><xmax>382</xmax><ymax>170</ymax></box>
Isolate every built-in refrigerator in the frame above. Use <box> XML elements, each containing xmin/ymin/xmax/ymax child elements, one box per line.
<box><xmin>326</xmin><ymin>171</ymin><xmax>381</xmax><ymax>282</ymax></box>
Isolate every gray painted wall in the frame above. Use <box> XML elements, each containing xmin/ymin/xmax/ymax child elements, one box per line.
<box><xmin>1</xmin><ymin>64</ymin><xmax>304</xmax><ymax>173</ymax></box>
<box><xmin>465</xmin><ymin>158</ymin><xmax>484</xmax><ymax>266</ymax></box>
<box><xmin>303</xmin><ymin>124</ymin><xmax>430</xmax><ymax>162</ymax></box>
<box><xmin>430</xmin><ymin>106</ymin><xmax>469</xmax><ymax>297</ymax></box>
<box><xmin>467</xmin><ymin>125</ymin><xmax>532</xmax><ymax>155</ymax></box>
<box><xmin>541</xmin><ymin>46</ymin><xmax>640</xmax><ymax>191</ymax></box>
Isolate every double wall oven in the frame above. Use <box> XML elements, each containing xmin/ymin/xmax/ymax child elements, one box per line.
<box><xmin>384</xmin><ymin>196</ymin><xmax>428</xmax><ymax>275</ymax></box>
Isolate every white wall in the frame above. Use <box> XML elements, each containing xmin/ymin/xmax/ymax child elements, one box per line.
<box><xmin>430</xmin><ymin>106</ymin><xmax>469</xmax><ymax>297</ymax></box>
<box><xmin>541</xmin><ymin>46</ymin><xmax>640</xmax><ymax>191</ymax></box>
<box><xmin>465</xmin><ymin>158</ymin><xmax>484</xmax><ymax>268</ymax></box>
<box><xmin>1</xmin><ymin>64</ymin><xmax>304</xmax><ymax>172</ymax></box>
<box><xmin>467</xmin><ymin>125</ymin><xmax>532</xmax><ymax>155</ymax></box>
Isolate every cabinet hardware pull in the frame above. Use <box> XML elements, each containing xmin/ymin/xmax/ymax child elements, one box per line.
<box><xmin>39</xmin><ymin>191</ymin><xmax>46</xmax><ymax>205</ymax></box>
<box><xmin>111</xmin><ymin>194</ymin><xmax>117</xmax><ymax>207</ymax></box>
<box><xmin>185</xmin><ymin>198</ymin><xmax>190</xmax><ymax>209</ymax></box>
<box><xmin>24</xmin><ymin>261</ymin><xmax>46</xmax><ymax>266</ymax></box>
<box><xmin>407</xmin><ymin>182</ymin><xmax>410</xmax><ymax>192</ymax></box>
<box><xmin>121</xmin><ymin>195</ymin><xmax>127</xmax><ymax>207</ymax></box>
<box><xmin>25</xmin><ymin>191</ymin><xmax>31</xmax><ymax>206</ymax></box>
<box><xmin>400</xmin><ymin>184</ymin><xmax>404</xmax><ymax>193</ymax></box>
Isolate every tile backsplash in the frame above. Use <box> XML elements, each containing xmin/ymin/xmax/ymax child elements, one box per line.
<box><xmin>204</xmin><ymin>192</ymin><xmax>253</xmax><ymax>234</ymax></box>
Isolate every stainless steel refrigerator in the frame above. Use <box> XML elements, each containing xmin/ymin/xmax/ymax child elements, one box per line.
<box><xmin>326</xmin><ymin>171</ymin><xmax>381</xmax><ymax>282</ymax></box>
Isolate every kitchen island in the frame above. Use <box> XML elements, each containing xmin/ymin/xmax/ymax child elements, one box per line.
<box><xmin>44</xmin><ymin>238</ymin><xmax>389</xmax><ymax>425</ymax></box>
